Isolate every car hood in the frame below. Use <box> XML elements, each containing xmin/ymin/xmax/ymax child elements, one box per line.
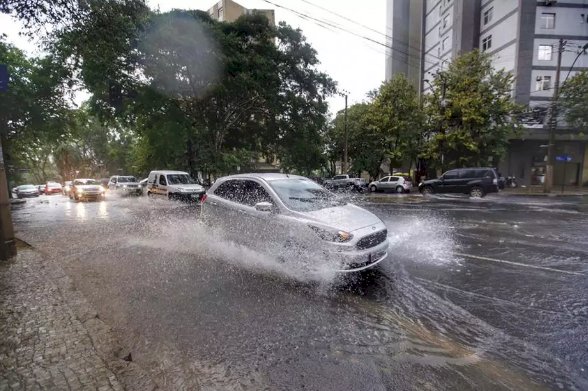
<box><xmin>299</xmin><ymin>203</ymin><xmax>382</xmax><ymax>232</ymax></box>
<box><xmin>168</xmin><ymin>184</ymin><xmax>204</xmax><ymax>192</ymax></box>
<box><xmin>77</xmin><ymin>184</ymin><xmax>103</xmax><ymax>190</ymax></box>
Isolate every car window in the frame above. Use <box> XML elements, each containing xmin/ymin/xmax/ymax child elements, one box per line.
<box><xmin>390</xmin><ymin>176</ymin><xmax>399</xmax><ymax>182</ymax></box>
<box><xmin>333</xmin><ymin>175</ymin><xmax>346</xmax><ymax>180</ymax></box>
<box><xmin>402</xmin><ymin>176</ymin><xmax>412</xmax><ymax>182</ymax></box>
<box><xmin>159</xmin><ymin>175</ymin><xmax>167</xmax><ymax>186</ymax></box>
<box><xmin>241</xmin><ymin>180</ymin><xmax>273</xmax><ymax>207</ymax></box>
<box><xmin>214</xmin><ymin>180</ymin><xmax>243</xmax><ymax>203</ymax></box>
<box><xmin>380</xmin><ymin>177</ymin><xmax>389</xmax><ymax>182</ymax></box>
<box><xmin>167</xmin><ymin>174</ymin><xmax>195</xmax><ymax>184</ymax></box>
<box><xmin>269</xmin><ymin>179</ymin><xmax>344</xmax><ymax>212</ymax></box>
<box><xmin>148</xmin><ymin>173</ymin><xmax>156</xmax><ymax>183</ymax></box>
<box><xmin>118</xmin><ymin>176</ymin><xmax>136</xmax><ymax>182</ymax></box>
<box><xmin>460</xmin><ymin>169</ymin><xmax>476</xmax><ymax>179</ymax></box>
<box><xmin>443</xmin><ymin>170</ymin><xmax>460</xmax><ymax>180</ymax></box>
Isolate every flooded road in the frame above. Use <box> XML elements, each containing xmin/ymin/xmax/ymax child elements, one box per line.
<box><xmin>11</xmin><ymin>193</ymin><xmax>588</xmax><ymax>390</ymax></box>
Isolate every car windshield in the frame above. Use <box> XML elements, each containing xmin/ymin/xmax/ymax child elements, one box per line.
<box><xmin>118</xmin><ymin>176</ymin><xmax>137</xmax><ymax>183</ymax></box>
<box><xmin>74</xmin><ymin>179</ymin><xmax>99</xmax><ymax>185</ymax></box>
<box><xmin>268</xmin><ymin>179</ymin><xmax>344</xmax><ymax>212</ymax></box>
<box><xmin>166</xmin><ymin>174</ymin><xmax>195</xmax><ymax>185</ymax></box>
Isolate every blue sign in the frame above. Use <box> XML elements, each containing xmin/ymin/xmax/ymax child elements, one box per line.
<box><xmin>556</xmin><ymin>155</ymin><xmax>572</xmax><ymax>162</ymax></box>
<box><xmin>0</xmin><ymin>64</ymin><xmax>7</xmax><ymax>92</ymax></box>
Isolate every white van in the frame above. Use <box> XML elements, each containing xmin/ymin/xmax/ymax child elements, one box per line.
<box><xmin>146</xmin><ymin>170</ymin><xmax>205</xmax><ymax>202</ymax></box>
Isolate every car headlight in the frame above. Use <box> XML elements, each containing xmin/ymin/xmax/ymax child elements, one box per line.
<box><xmin>309</xmin><ymin>226</ymin><xmax>353</xmax><ymax>243</ymax></box>
<box><xmin>77</xmin><ymin>189</ymin><xmax>84</xmax><ymax>194</ymax></box>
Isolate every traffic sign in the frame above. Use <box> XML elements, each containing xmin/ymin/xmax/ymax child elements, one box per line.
<box><xmin>555</xmin><ymin>155</ymin><xmax>572</xmax><ymax>162</ymax></box>
<box><xmin>0</xmin><ymin>64</ymin><xmax>7</xmax><ymax>92</ymax></box>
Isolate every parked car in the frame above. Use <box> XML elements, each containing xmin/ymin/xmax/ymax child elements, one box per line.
<box><xmin>36</xmin><ymin>185</ymin><xmax>45</xmax><ymax>194</ymax></box>
<box><xmin>69</xmin><ymin>179</ymin><xmax>106</xmax><ymax>201</ymax></box>
<box><xmin>324</xmin><ymin>175</ymin><xmax>367</xmax><ymax>192</ymax></box>
<box><xmin>418</xmin><ymin>168</ymin><xmax>499</xmax><ymax>198</ymax></box>
<box><xmin>108</xmin><ymin>175</ymin><xmax>142</xmax><ymax>196</ymax></box>
<box><xmin>63</xmin><ymin>181</ymin><xmax>72</xmax><ymax>195</ymax></box>
<box><xmin>15</xmin><ymin>184</ymin><xmax>40</xmax><ymax>198</ymax></box>
<box><xmin>369</xmin><ymin>175</ymin><xmax>412</xmax><ymax>193</ymax></box>
<box><xmin>45</xmin><ymin>182</ymin><xmax>63</xmax><ymax>195</ymax></box>
<box><xmin>146</xmin><ymin>170</ymin><xmax>205</xmax><ymax>202</ymax></box>
<box><xmin>201</xmin><ymin>173</ymin><xmax>389</xmax><ymax>273</ymax></box>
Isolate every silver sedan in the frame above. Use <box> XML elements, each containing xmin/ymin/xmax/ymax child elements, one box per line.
<box><xmin>202</xmin><ymin>173</ymin><xmax>389</xmax><ymax>273</ymax></box>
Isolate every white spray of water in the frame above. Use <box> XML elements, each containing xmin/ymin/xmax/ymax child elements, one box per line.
<box><xmin>383</xmin><ymin>215</ymin><xmax>458</xmax><ymax>265</ymax></box>
<box><xmin>128</xmin><ymin>218</ymin><xmax>340</xmax><ymax>284</ymax></box>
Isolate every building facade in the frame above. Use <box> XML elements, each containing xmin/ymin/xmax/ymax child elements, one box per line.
<box><xmin>207</xmin><ymin>0</ymin><xmax>275</xmax><ymax>25</ymax></box>
<box><xmin>386</xmin><ymin>0</ymin><xmax>588</xmax><ymax>186</ymax></box>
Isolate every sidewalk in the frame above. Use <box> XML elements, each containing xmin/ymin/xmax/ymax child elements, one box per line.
<box><xmin>501</xmin><ymin>185</ymin><xmax>588</xmax><ymax>197</ymax></box>
<box><xmin>0</xmin><ymin>242</ymin><xmax>157</xmax><ymax>390</ymax></box>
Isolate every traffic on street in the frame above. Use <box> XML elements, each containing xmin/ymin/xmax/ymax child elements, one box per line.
<box><xmin>10</xmin><ymin>190</ymin><xmax>588</xmax><ymax>390</ymax></box>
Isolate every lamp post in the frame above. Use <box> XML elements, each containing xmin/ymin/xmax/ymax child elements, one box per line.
<box><xmin>337</xmin><ymin>89</ymin><xmax>350</xmax><ymax>173</ymax></box>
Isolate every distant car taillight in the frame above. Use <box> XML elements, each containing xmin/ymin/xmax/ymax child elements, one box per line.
<box><xmin>200</xmin><ymin>193</ymin><xmax>207</xmax><ymax>204</ymax></box>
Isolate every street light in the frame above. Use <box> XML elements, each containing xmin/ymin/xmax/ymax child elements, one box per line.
<box><xmin>337</xmin><ymin>89</ymin><xmax>350</xmax><ymax>173</ymax></box>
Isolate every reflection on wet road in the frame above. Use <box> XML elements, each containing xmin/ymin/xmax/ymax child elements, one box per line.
<box><xmin>12</xmin><ymin>193</ymin><xmax>588</xmax><ymax>390</ymax></box>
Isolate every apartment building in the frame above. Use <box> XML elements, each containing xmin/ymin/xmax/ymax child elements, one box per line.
<box><xmin>386</xmin><ymin>0</ymin><xmax>588</xmax><ymax>186</ymax></box>
<box><xmin>207</xmin><ymin>0</ymin><xmax>275</xmax><ymax>25</ymax></box>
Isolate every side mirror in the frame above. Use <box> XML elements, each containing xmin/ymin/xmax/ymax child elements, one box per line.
<box><xmin>255</xmin><ymin>202</ymin><xmax>273</xmax><ymax>212</ymax></box>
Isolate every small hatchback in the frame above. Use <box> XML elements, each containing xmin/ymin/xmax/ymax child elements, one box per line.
<box><xmin>202</xmin><ymin>173</ymin><xmax>389</xmax><ymax>273</ymax></box>
<box><xmin>369</xmin><ymin>175</ymin><xmax>412</xmax><ymax>193</ymax></box>
<box><xmin>418</xmin><ymin>168</ymin><xmax>499</xmax><ymax>198</ymax></box>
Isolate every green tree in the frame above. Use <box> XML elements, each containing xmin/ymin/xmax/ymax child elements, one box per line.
<box><xmin>560</xmin><ymin>70</ymin><xmax>588</xmax><ymax>130</ymax></box>
<box><xmin>424</xmin><ymin>50</ymin><xmax>522</xmax><ymax>170</ymax></box>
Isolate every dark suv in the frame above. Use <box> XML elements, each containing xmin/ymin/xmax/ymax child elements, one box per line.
<box><xmin>418</xmin><ymin>168</ymin><xmax>499</xmax><ymax>198</ymax></box>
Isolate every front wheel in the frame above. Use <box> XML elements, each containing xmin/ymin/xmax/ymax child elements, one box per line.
<box><xmin>395</xmin><ymin>186</ymin><xmax>404</xmax><ymax>194</ymax></box>
<box><xmin>469</xmin><ymin>186</ymin><xmax>485</xmax><ymax>198</ymax></box>
<box><xmin>421</xmin><ymin>186</ymin><xmax>433</xmax><ymax>195</ymax></box>
<box><xmin>370</xmin><ymin>185</ymin><xmax>377</xmax><ymax>192</ymax></box>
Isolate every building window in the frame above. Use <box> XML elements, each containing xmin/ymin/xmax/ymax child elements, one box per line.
<box><xmin>438</xmin><ymin>47</ymin><xmax>441</xmax><ymax>57</ymax></box>
<box><xmin>540</xmin><ymin>13</ymin><xmax>555</xmax><ymax>29</ymax></box>
<box><xmin>483</xmin><ymin>7</ymin><xmax>493</xmax><ymax>25</ymax></box>
<box><xmin>218</xmin><ymin>7</ymin><xmax>224</xmax><ymax>21</ymax></box>
<box><xmin>538</xmin><ymin>45</ymin><xmax>553</xmax><ymax>61</ymax></box>
<box><xmin>482</xmin><ymin>35</ymin><xmax>492</xmax><ymax>51</ymax></box>
<box><xmin>442</xmin><ymin>37</ymin><xmax>448</xmax><ymax>51</ymax></box>
<box><xmin>439</xmin><ymin>26</ymin><xmax>442</xmax><ymax>37</ymax></box>
<box><xmin>536</xmin><ymin>75</ymin><xmax>551</xmax><ymax>91</ymax></box>
<box><xmin>443</xmin><ymin>14</ymin><xmax>449</xmax><ymax>28</ymax></box>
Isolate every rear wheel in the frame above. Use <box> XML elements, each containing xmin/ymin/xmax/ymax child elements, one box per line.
<box><xmin>370</xmin><ymin>185</ymin><xmax>377</xmax><ymax>192</ymax></box>
<box><xmin>395</xmin><ymin>186</ymin><xmax>404</xmax><ymax>194</ymax></box>
<box><xmin>469</xmin><ymin>186</ymin><xmax>484</xmax><ymax>198</ymax></box>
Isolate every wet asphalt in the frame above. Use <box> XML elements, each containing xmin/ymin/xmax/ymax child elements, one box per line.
<box><xmin>10</xmin><ymin>192</ymin><xmax>588</xmax><ymax>391</ymax></box>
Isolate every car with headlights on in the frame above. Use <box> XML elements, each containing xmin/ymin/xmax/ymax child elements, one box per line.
<box><xmin>69</xmin><ymin>179</ymin><xmax>106</xmax><ymax>201</ymax></box>
<box><xmin>108</xmin><ymin>175</ymin><xmax>142</xmax><ymax>196</ymax></box>
<box><xmin>15</xmin><ymin>184</ymin><xmax>40</xmax><ymax>198</ymax></box>
<box><xmin>201</xmin><ymin>173</ymin><xmax>389</xmax><ymax>273</ymax></box>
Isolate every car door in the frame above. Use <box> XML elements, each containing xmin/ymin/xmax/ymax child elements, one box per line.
<box><xmin>388</xmin><ymin>176</ymin><xmax>400</xmax><ymax>190</ymax></box>
<box><xmin>205</xmin><ymin>179</ymin><xmax>246</xmax><ymax>239</ymax></box>
<box><xmin>437</xmin><ymin>169</ymin><xmax>461</xmax><ymax>193</ymax></box>
<box><xmin>157</xmin><ymin>174</ymin><xmax>168</xmax><ymax>197</ymax></box>
<box><xmin>457</xmin><ymin>169</ymin><xmax>476</xmax><ymax>193</ymax></box>
<box><xmin>379</xmin><ymin>176</ymin><xmax>391</xmax><ymax>190</ymax></box>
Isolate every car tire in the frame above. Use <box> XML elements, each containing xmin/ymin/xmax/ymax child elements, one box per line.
<box><xmin>469</xmin><ymin>186</ymin><xmax>485</xmax><ymax>198</ymax></box>
<box><xmin>395</xmin><ymin>186</ymin><xmax>404</xmax><ymax>194</ymax></box>
<box><xmin>370</xmin><ymin>185</ymin><xmax>377</xmax><ymax>192</ymax></box>
<box><xmin>421</xmin><ymin>186</ymin><xmax>433</xmax><ymax>195</ymax></box>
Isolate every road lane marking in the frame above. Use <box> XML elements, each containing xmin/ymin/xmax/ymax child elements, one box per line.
<box><xmin>455</xmin><ymin>253</ymin><xmax>585</xmax><ymax>276</ymax></box>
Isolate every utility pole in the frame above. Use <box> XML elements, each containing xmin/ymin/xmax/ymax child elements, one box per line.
<box><xmin>544</xmin><ymin>38</ymin><xmax>565</xmax><ymax>193</ymax></box>
<box><xmin>343</xmin><ymin>93</ymin><xmax>348</xmax><ymax>174</ymax></box>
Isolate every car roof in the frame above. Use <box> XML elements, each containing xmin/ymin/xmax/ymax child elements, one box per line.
<box><xmin>216</xmin><ymin>173</ymin><xmax>308</xmax><ymax>182</ymax></box>
<box><xmin>149</xmin><ymin>170</ymin><xmax>189</xmax><ymax>175</ymax></box>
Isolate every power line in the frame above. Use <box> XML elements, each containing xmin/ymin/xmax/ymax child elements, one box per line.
<box><xmin>260</xmin><ymin>0</ymin><xmax>441</xmax><ymax>68</ymax></box>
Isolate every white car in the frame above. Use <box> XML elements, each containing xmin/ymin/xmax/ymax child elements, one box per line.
<box><xmin>146</xmin><ymin>170</ymin><xmax>205</xmax><ymax>202</ymax></box>
<box><xmin>108</xmin><ymin>175</ymin><xmax>142</xmax><ymax>196</ymax></box>
<box><xmin>202</xmin><ymin>173</ymin><xmax>389</xmax><ymax>273</ymax></box>
<box><xmin>369</xmin><ymin>175</ymin><xmax>413</xmax><ymax>193</ymax></box>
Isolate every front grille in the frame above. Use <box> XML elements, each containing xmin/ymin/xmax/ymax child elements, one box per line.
<box><xmin>356</xmin><ymin>229</ymin><xmax>388</xmax><ymax>250</ymax></box>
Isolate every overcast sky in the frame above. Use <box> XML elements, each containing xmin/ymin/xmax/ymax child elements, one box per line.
<box><xmin>0</xmin><ymin>0</ymin><xmax>388</xmax><ymax>114</ymax></box>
